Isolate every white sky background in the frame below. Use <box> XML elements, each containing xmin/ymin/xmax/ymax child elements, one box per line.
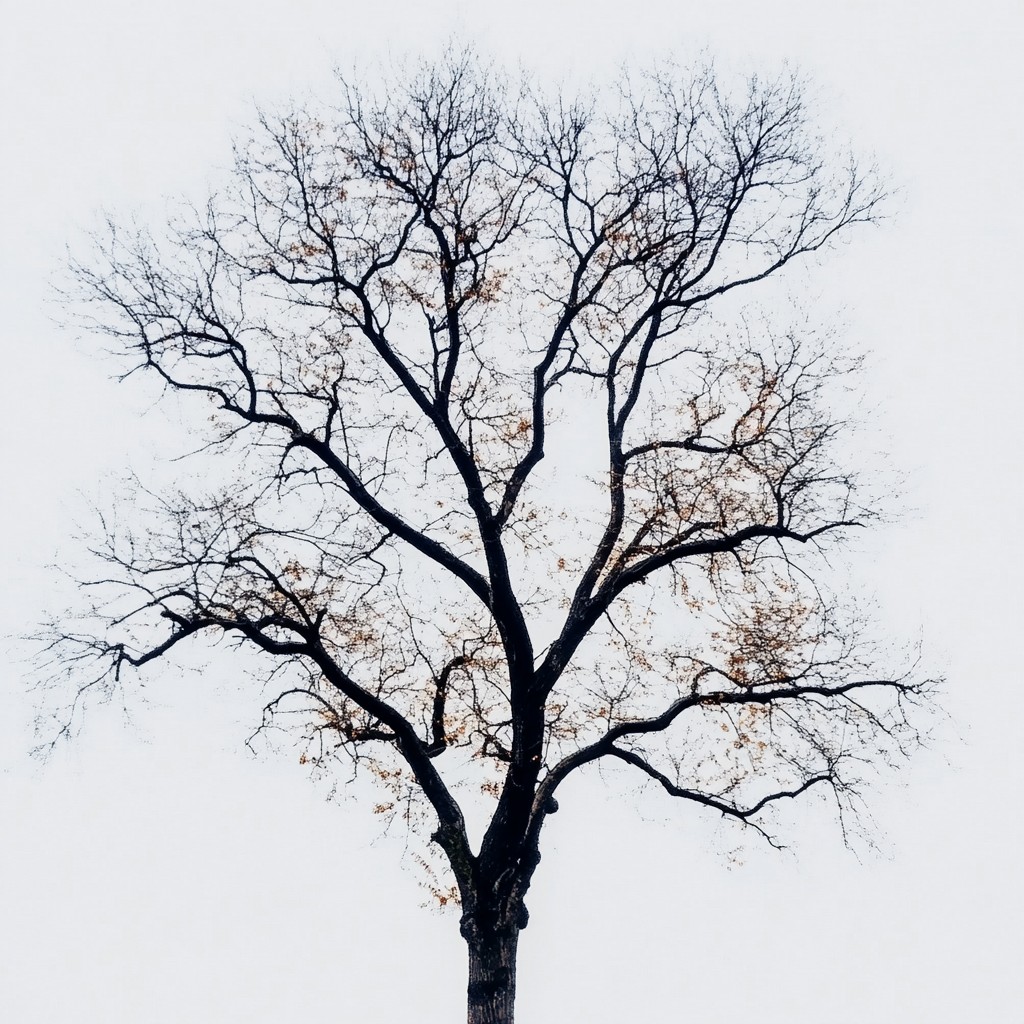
<box><xmin>1</xmin><ymin>1</ymin><xmax>1021</xmax><ymax>1020</ymax></box>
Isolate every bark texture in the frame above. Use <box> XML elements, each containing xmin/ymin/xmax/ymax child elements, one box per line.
<box><xmin>466</xmin><ymin>926</ymin><xmax>519</xmax><ymax>1024</ymax></box>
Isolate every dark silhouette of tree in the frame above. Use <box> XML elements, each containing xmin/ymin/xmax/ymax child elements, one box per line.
<box><xmin>47</xmin><ymin>52</ymin><xmax>934</xmax><ymax>1024</ymax></box>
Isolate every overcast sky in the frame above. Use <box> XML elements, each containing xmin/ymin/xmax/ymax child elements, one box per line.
<box><xmin>1</xmin><ymin>1</ymin><xmax>1021</xmax><ymax>1021</ymax></box>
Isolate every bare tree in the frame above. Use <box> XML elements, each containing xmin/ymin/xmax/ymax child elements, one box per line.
<box><xmin>47</xmin><ymin>52</ymin><xmax>933</xmax><ymax>1024</ymax></box>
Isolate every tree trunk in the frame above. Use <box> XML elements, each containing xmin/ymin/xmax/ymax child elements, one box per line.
<box><xmin>466</xmin><ymin>924</ymin><xmax>519</xmax><ymax>1024</ymax></box>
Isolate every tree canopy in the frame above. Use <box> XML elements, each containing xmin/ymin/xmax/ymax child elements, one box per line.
<box><xmin>48</xmin><ymin>52</ymin><xmax>934</xmax><ymax>1023</ymax></box>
